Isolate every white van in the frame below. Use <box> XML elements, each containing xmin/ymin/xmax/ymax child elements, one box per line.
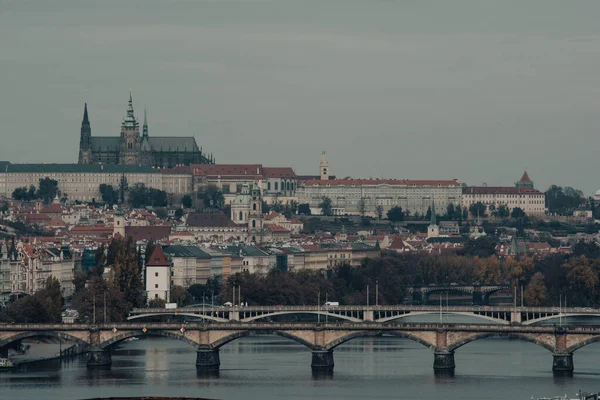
<box><xmin>323</xmin><ymin>301</ymin><xmax>339</xmax><ymax>307</ymax></box>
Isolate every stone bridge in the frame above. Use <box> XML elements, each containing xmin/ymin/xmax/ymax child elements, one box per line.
<box><xmin>2</xmin><ymin>322</ymin><xmax>600</xmax><ymax>374</ymax></box>
<box><xmin>128</xmin><ymin>305</ymin><xmax>600</xmax><ymax>326</ymax></box>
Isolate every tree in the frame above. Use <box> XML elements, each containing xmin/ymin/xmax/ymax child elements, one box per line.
<box><xmin>387</xmin><ymin>206</ymin><xmax>405</xmax><ymax>222</ymax></box>
<box><xmin>148</xmin><ymin>298</ymin><xmax>166</xmax><ymax>308</ymax></box>
<box><xmin>38</xmin><ymin>177</ymin><xmax>59</xmax><ymax>204</ymax></box>
<box><xmin>197</xmin><ymin>185</ymin><xmax>225</xmax><ymax>210</ymax></box>
<box><xmin>469</xmin><ymin>202</ymin><xmax>487</xmax><ymax>218</ymax></box>
<box><xmin>497</xmin><ymin>205</ymin><xmax>510</xmax><ymax>219</ymax></box>
<box><xmin>181</xmin><ymin>194</ymin><xmax>193</xmax><ymax>208</ymax></box>
<box><xmin>545</xmin><ymin>185</ymin><xmax>584</xmax><ymax>215</ymax></box>
<box><xmin>12</xmin><ymin>185</ymin><xmax>37</xmax><ymax>201</ymax></box>
<box><xmin>99</xmin><ymin>184</ymin><xmax>119</xmax><ymax>205</ymax></box>
<box><xmin>375</xmin><ymin>205</ymin><xmax>384</xmax><ymax>220</ymax></box>
<box><xmin>319</xmin><ymin>196</ymin><xmax>333</xmax><ymax>216</ymax></box>
<box><xmin>511</xmin><ymin>207</ymin><xmax>526</xmax><ymax>219</ymax></box>
<box><xmin>523</xmin><ymin>272</ymin><xmax>548</xmax><ymax>306</ymax></box>
<box><xmin>128</xmin><ymin>183</ymin><xmax>168</xmax><ymax>208</ymax></box>
<box><xmin>446</xmin><ymin>203</ymin><xmax>456</xmax><ymax>219</ymax></box>
<box><xmin>108</xmin><ymin>236</ymin><xmax>144</xmax><ymax>307</ymax></box>
<box><xmin>425</xmin><ymin>206</ymin><xmax>432</xmax><ymax>221</ymax></box>
<box><xmin>297</xmin><ymin>203</ymin><xmax>311</xmax><ymax>215</ymax></box>
<box><xmin>74</xmin><ymin>276</ymin><xmax>130</xmax><ymax>323</ymax></box>
<box><xmin>170</xmin><ymin>285</ymin><xmax>193</xmax><ymax>306</ymax></box>
<box><xmin>174</xmin><ymin>208</ymin><xmax>184</xmax><ymax>220</ymax></box>
<box><xmin>358</xmin><ymin>198</ymin><xmax>366</xmax><ymax>217</ymax></box>
<box><xmin>144</xmin><ymin>239</ymin><xmax>156</xmax><ymax>265</ymax></box>
<box><xmin>119</xmin><ymin>174</ymin><xmax>129</xmax><ymax>204</ymax></box>
<box><xmin>463</xmin><ymin>236</ymin><xmax>497</xmax><ymax>257</ymax></box>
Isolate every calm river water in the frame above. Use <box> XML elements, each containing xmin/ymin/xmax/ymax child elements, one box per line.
<box><xmin>2</xmin><ymin>330</ymin><xmax>600</xmax><ymax>400</ymax></box>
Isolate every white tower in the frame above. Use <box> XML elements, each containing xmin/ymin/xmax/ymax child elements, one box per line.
<box><xmin>113</xmin><ymin>207</ymin><xmax>126</xmax><ymax>238</ymax></box>
<box><xmin>320</xmin><ymin>151</ymin><xmax>329</xmax><ymax>181</ymax></box>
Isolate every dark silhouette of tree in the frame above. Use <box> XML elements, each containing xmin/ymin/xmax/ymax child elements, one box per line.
<box><xmin>511</xmin><ymin>207</ymin><xmax>526</xmax><ymax>219</ymax></box>
<box><xmin>387</xmin><ymin>206</ymin><xmax>405</xmax><ymax>222</ymax></box>
<box><xmin>463</xmin><ymin>236</ymin><xmax>497</xmax><ymax>257</ymax></box>
<box><xmin>319</xmin><ymin>197</ymin><xmax>333</xmax><ymax>216</ymax></box>
<box><xmin>297</xmin><ymin>203</ymin><xmax>311</xmax><ymax>215</ymax></box>
<box><xmin>197</xmin><ymin>185</ymin><xmax>225</xmax><ymax>210</ymax></box>
<box><xmin>469</xmin><ymin>202</ymin><xmax>487</xmax><ymax>218</ymax></box>
<box><xmin>545</xmin><ymin>185</ymin><xmax>583</xmax><ymax>215</ymax></box>
<box><xmin>12</xmin><ymin>185</ymin><xmax>37</xmax><ymax>201</ymax></box>
<box><xmin>37</xmin><ymin>177</ymin><xmax>59</xmax><ymax>204</ymax></box>
<box><xmin>99</xmin><ymin>184</ymin><xmax>119</xmax><ymax>205</ymax></box>
<box><xmin>497</xmin><ymin>205</ymin><xmax>510</xmax><ymax>219</ymax></box>
<box><xmin>181</xmin><ymin>194</ymin><xmax>193</xmax><ymax>208</ymax></box>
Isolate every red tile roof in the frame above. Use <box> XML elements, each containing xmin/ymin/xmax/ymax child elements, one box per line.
<box><xmin>463</xmin><ymin>186</ymin><xmax>542</xmax><ymax>195</ymax></box>
<box><xmin>266</xmin><ymin>224</ymin><xmax>290</xmax><ymax>233</ymax></box>
<box><xmin>146</xmin><ymin>244</ymin><xmax>170</xmax><ymax>267</ymax></box>
<box><xmin>520</xmin><ymin>171</ymin><xmax>532</xmax><ymax>182</ymax></box>
<box><xmin>301</xmin><ymin>179</ymin><xmax>461</xmax><ymax>187</ymax></box>
<box><xmin>186</xmin><ymin>212</ymin><xmax>238</xmax><ymax>228</ymax></box>
<box><xmin>191</xmin><ymin>164</ymin><xmax>262</xmax><ymax>177</ymax></box>
<box><xmin>263</xmin><ymin>167</ymin><xmax>297</xmax><ymax>179</ymax></box>
<box><xmin>125</xmin><ymin>226</ymin><xmax>172</xmax><ymax>242</ymax></box>
<box><xmin>264</xmin><ymin>211</ymin><xmax>283</xmax><ymax>221</ymax></box>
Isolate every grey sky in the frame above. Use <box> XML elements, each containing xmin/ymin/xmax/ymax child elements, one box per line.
<box><xmin>1</xmin><ymin>0</ymin><xmax>599</xmax><ymax>194</ymax></box>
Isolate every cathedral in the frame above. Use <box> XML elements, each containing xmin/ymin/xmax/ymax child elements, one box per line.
<box><xmin>78</xmin><ymin>91</ymin><xmax>213</xmax><ymax>168</ymax></box>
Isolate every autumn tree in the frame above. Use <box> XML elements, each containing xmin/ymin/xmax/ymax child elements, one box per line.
<box><xmin>110</xmin><ymin>236</ymin><xmax>144</xmax><ymax>307</ymax></box>
<box><xmin>74</xmin><ymin>276</ymin><xmax>130</xmax><ymax>323</ymax></box>
<box><xmin>523</xmin><ymin>272</ymin><xmax>549</xmax><ymax>306</ymax></box>
<box><xmin>171</xmin><ymin>285</ymin><xmax>193</xmax><ymax>306</ymax></box>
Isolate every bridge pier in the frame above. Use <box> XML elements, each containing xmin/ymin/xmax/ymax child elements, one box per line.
<box><xmin>552</xmin><ymin>353</ymin><xmax>574</xmax><ymax>373</ymax></box>
<box><xmin>311</xmin><ymin>350</ymin><xmax>334</xmax><ymax>371</ymax></box>
<box><xmin>196</xmin><ymin>348</ymin><xmax>220</xmax><ymax>370</ymax></box>
<box><xmin>87</xmin><ymin>347</ymin><xmax>111</xmax><ymax>368</ymax></box>
<box><xmin>363</xmin><ymin>310</ymin><xmax>374</xmax><ymax>322</ymax></box>
<box><xmin>433</xmin><ymin>350</ymin><xmax>455</xmax><ymax>372</ymax></box>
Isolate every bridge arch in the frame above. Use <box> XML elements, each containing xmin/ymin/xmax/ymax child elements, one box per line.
<box><xmin>565</xmin><ymin>334</ymin><xmax>600</xmax><ymax>354</ymax></box>
<box><xmin>0</xmin><ymin>331</ymin><xmax>90</xmax><ymax>349</ymax></box>
<box><xmin>376</xmin><ymin>311</ymin><xmax>509</xmax><ymax>325</ymax></box>
<box><xmin>324</xmin><ymin>330</ymin><xmax>435</xmax><ymax>351</ymax></box>
<box><xmin>100</xmin><ymin>330</ymin><xmax>199</xmax><ymax>349</ymax></box>
<box><xmin>241</xmin><ymin>311</ymin><xmax>361</xmax><ymax>323</ymax></box>
<box><xmin>127</xmin><ymin>313</ymin><xmax>228</xmax><ymax>323</ymax></box>
<box><xmin>522</xmin><ymin>313</ymin><xmax>600</xmax><ymax>325</ymax></box>
<box><xmin>208</xmin><ymin>330</ymin><xmax>328</xmax><ymax>351</ymax></box>
<box><xmin>447</xmin><ymin>332</ymin><xmax>555</xmax><ymax>352</ymax></box>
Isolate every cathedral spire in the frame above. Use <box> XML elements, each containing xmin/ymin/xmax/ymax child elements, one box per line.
<box><xmin>143</xmin><ymin>107</ymin><xmax>148</xmax><ymax>136</ymax></box>
<box><xmin>122</xmin><ymin>89</ymin><xmax>138</xmax><ymax>129</ymax></box>
<box><xmin>83</xmin><ymin>103</ymin><xmax>89</xmax><ymax>123</ymax></box>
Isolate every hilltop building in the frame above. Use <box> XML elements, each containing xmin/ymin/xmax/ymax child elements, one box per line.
<box><xmin>78</xmin><ymin>91</ymin><xmax>213</xmax><ymax>168</ymax></box>
<box><xmin>462</xmin><ymin>171</ymin><xmax>546</xmax><ymax>216</ymax></box>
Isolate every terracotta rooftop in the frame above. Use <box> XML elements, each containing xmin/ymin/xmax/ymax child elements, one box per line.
<box><xmin>520</xmin><ymin>171</ymin><xmax>532</xmax><ymax>182</ymax></box>
<box><xmin>463</xmin><ymin>186</ymin><xmax>542</xmax><ymax>195</ymax></box>
<box><xmin>263</xmin><ymin>167</ymin><xmax>297</xmax><ymax>179</ymax></box>
<box><xmin>301</xmin><ymin>179</ymin><xmax>461</xmax><ymax>187</ymax></box>
<box><xmin>186</xmin><ymin>212</ymin><xmax>238</xmax><ymax>228</ymax></box>
<box><xmin>191</xmin><ymin>164</ymin><xmax>262</xmax><ymax>177</ymax></box>
<box><xmin>146</xmin><ymin>244</ymin><xmax>170</xmax><ymax>267</ymax></box>
<box><xmin>125</xmin><ymin>226</ymin><xmax>172</xmax><ymax>242</ymax></box>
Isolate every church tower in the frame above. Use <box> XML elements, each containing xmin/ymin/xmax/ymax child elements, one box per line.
<box><xmin>320</xmin><ymin>151</ymin><xmax>329</xmax><ymax>181</ymax></box>
<box><xmin>78</xmin><ymin>103</ymin><xmax>93</xmax><ymax>164</ymax></box>
<box><xmin>140</xmin><ymin>107</ymin><xmax>152</xmax><ymax>165</ymax></box>
<box><xmin>427</xmin><ymin>198</ymin><xmax>440</xmax><ymax>239</ymax></box>
<box><xmin>248</xmin><ymin>182</ymin><xmax>263</xmax><ymax>243</ymax></box>
<box><xmin>119</xmin><ymin>90</ymin><xmax>141</xmax><ymax>165</ymax></box>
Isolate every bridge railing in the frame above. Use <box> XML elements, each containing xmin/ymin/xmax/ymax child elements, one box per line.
<box><xmin>129</xmin><ymin>305</ymin><xmax>600</xmax><ymax>314</ymax></box>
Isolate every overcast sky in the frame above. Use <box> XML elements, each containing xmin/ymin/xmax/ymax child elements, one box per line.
<box><xmin>1</xmin><ymin>0</ymin><xmax>599</xmax><ymax>194</ymax></box>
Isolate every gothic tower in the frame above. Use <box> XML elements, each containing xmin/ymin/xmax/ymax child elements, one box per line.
<box><xmin>140</xmin><ymin>107</ymin><xmax>152</xmax><ymax>165</ymax></box>
<box><xmin>248</xmin><ymin>182</ymin><xmax>263</xmax><ymax>243</ymax></box>
<box><xmin>320</xmin><ymin>151</ymin><xmax>329</xmax><ymax>181</ymax></box>
<box><xmin>78</xmin><ymin>103</ymin><xmax>93</xmax><ymax>164</ymax></box>
<box><xmin>119</xmin><ymin>90</ymin><xmax>141</xmax><ymax>165</ymax></box>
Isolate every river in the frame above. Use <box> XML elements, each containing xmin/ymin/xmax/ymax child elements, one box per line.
<box><xmin>2</xmin><ymin>331</ymin><xmax>600</xmax><ymax>400</ymax></box>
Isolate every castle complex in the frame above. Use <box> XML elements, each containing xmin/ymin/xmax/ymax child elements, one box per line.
<box><xmin>78</xmin><ymin>91</ymin><xmax>213</xmax><ymax>168</ymax></box>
